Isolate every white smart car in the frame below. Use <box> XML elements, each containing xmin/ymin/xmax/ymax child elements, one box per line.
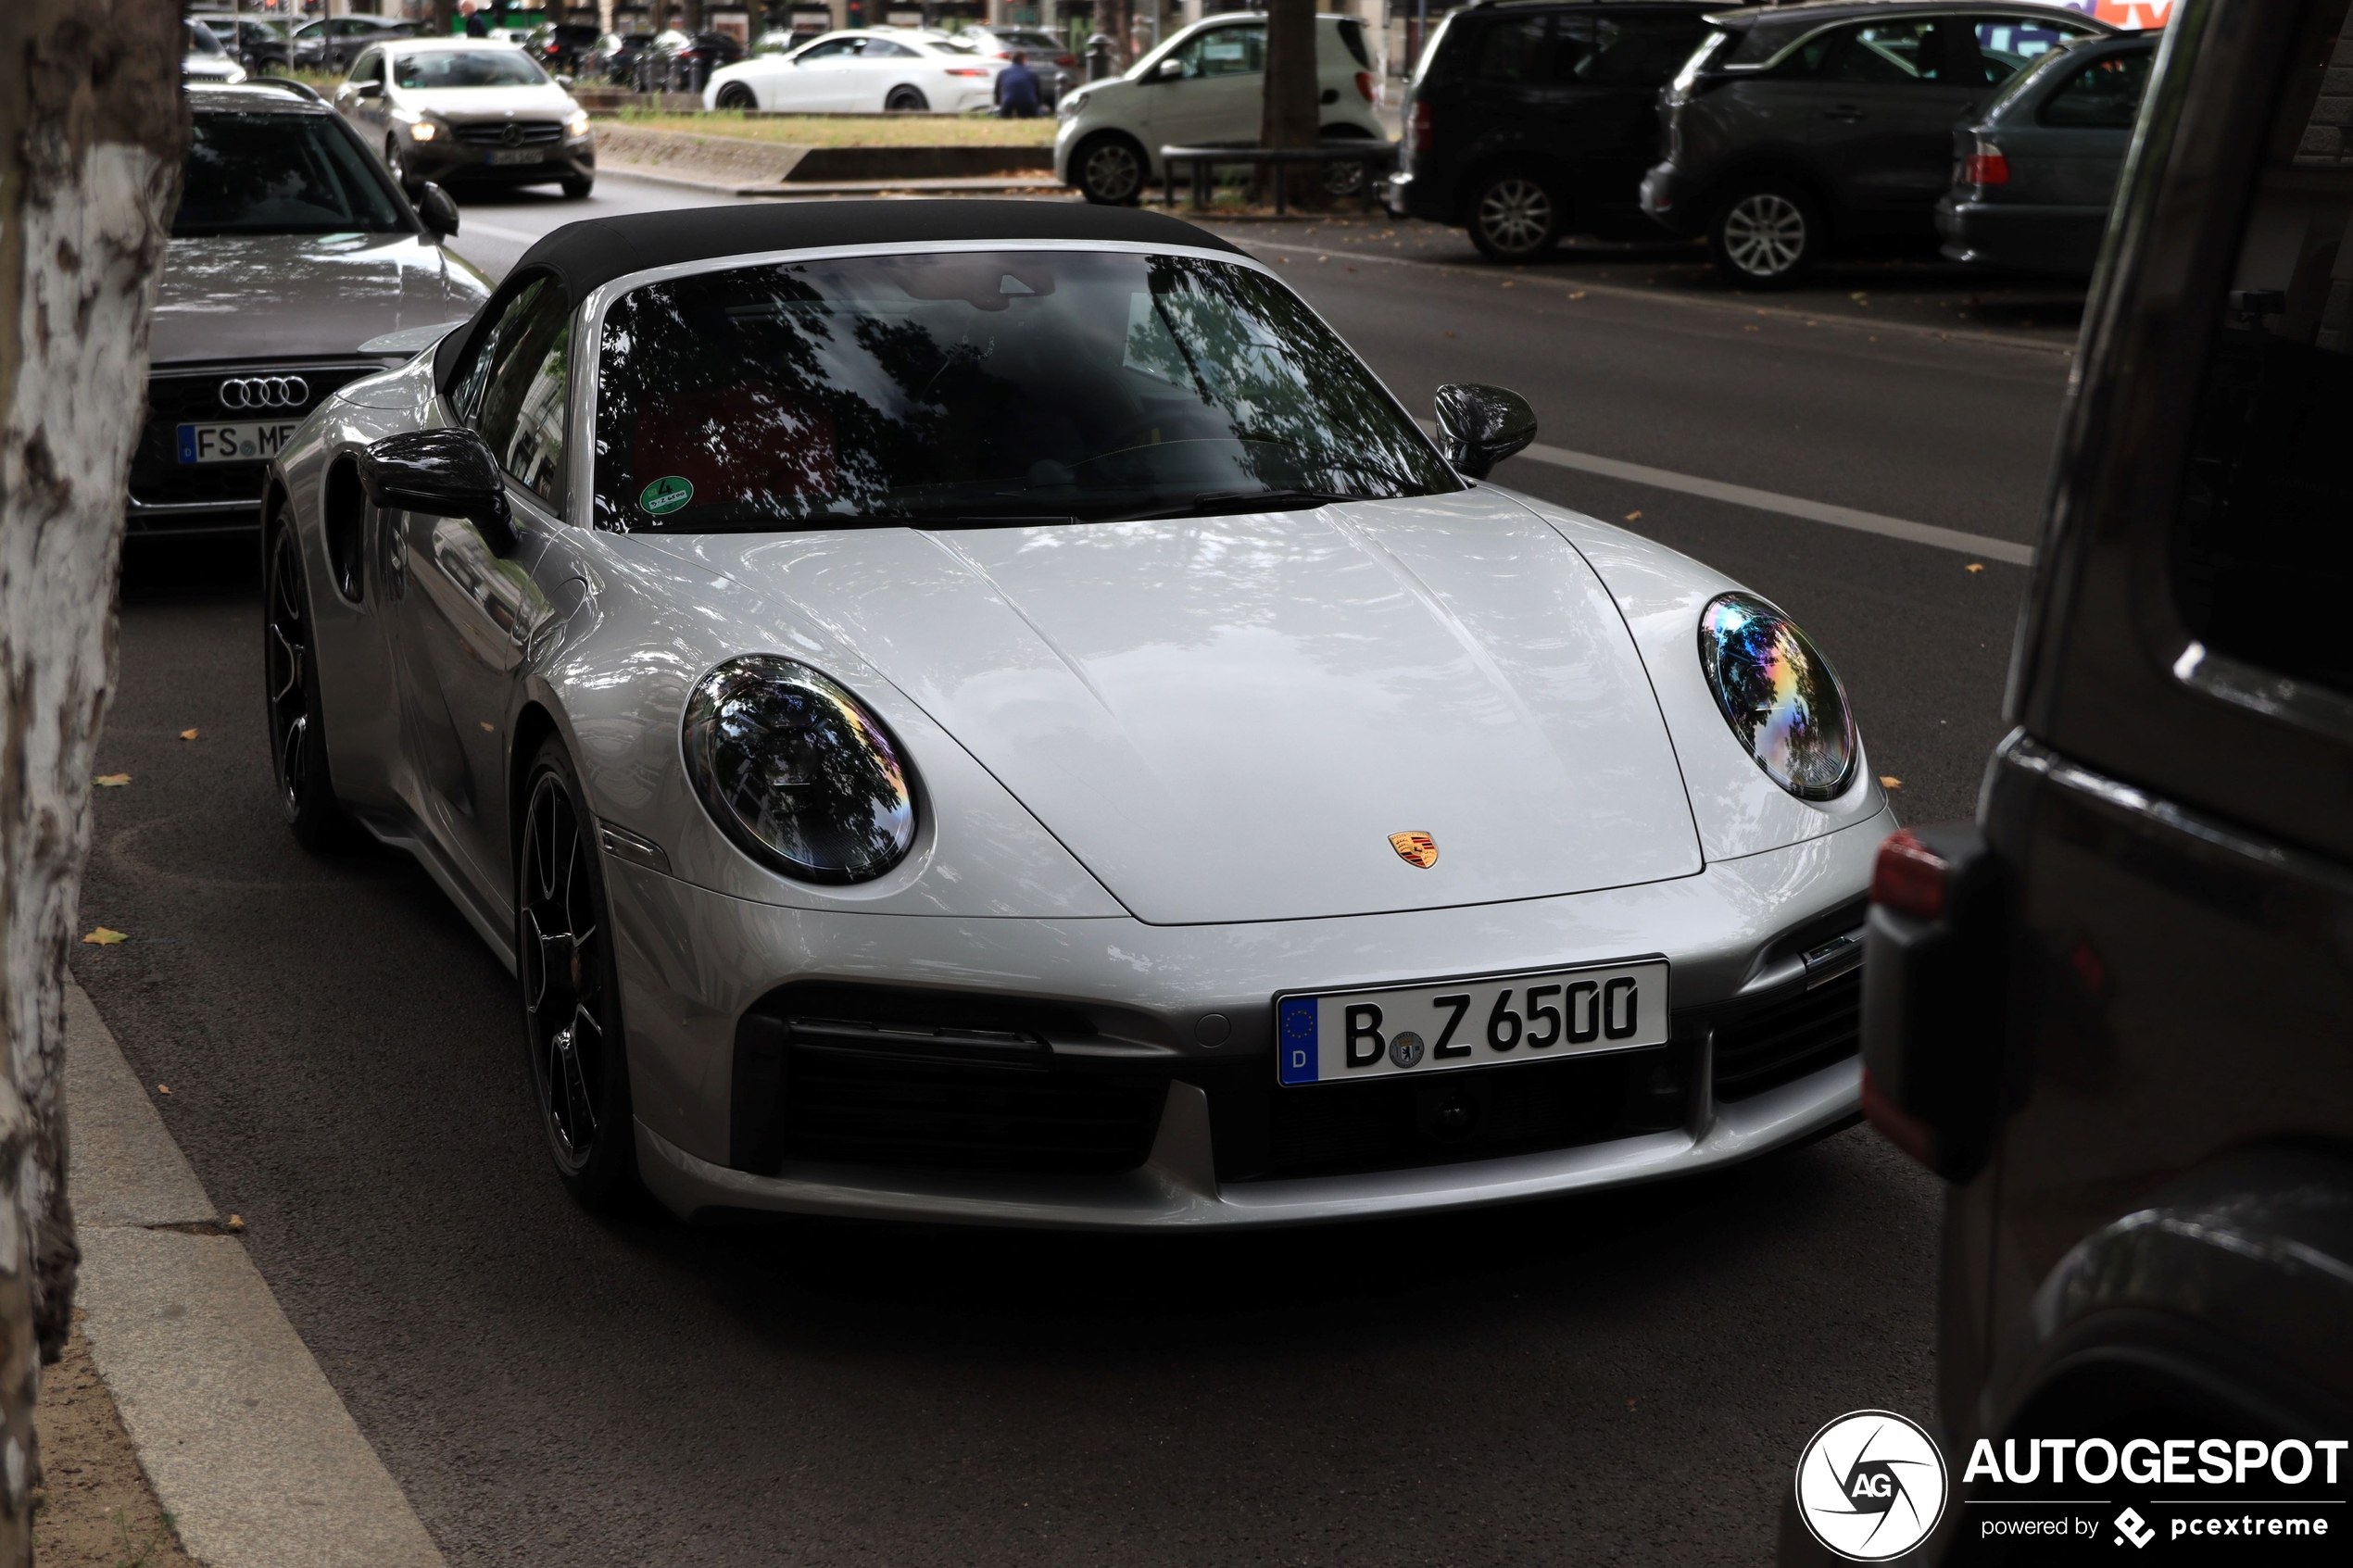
<box><xmin>1056</xmin><ymin>12</ymin><xmax>1386</xmax><ymax>204</ymax></box>
<box><xmin>258</xmin><ymin>201</ymin><xmax>1883</xmax><ymax>1229</ymax></box>
<box><xmin>703</xmin><ymin>28</ymin><xmax>1001</xmax><ymax>114</ymax></box>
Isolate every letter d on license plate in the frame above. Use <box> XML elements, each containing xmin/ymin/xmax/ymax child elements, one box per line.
<box><xmin>1276</xmin><ymin>959</ymin><xmax>1669</xmax><ymax>1085</ymax></box>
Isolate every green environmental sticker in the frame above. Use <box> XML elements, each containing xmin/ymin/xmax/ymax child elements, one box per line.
<box><xmin>639</xmin><ymin>476</ymin><xmax>693</xmax><ymax>516</ymax></box>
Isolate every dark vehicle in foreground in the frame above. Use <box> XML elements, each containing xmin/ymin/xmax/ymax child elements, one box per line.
<box><xmin>582</xmin><ymin>31</ymin><xmax>656</xmax><ymax>85</ymax></box>
<box><xmin>635</xmin><ymin>29</ymin><xmax>747</xmax><ymax>93</ymax></box>
<box><xmin>1937</xmin><ymin>32</ymin><xmax>2158</xmax><ymax>278</ymax></box>
<box><xmin>1640</xmin><ymin>0</ymin><xmax>2108</xmax><ymax>285</ymax></box>
<box><xmin>134</xmin><ymin>82</ymin><xmax>488</xmax><ymax>542</ymax></box>
<box><xmin>1388</xmin><ymin>0</ymin><xmax>1727</xmax><ymax>262</ymax></box>
<box><xmin>1853</xmin><ymin>1</ymin><xmax>2353</xmax><ymax>1560</ymax></box>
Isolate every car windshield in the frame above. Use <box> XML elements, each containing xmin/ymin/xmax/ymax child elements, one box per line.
<box><xmin>393</xmin><ymin>49</ymin><xmax>547</xmax><ymax>88</ymax></box>
<box><xmin>172</xmin><ymin>112</ymin><xmax>409</xmax><ymax>236</ymax></box>
<box><xmin>592</xmin><ymin>249</ymin><xmax>1458</xmax><ymax>533</ymax></box>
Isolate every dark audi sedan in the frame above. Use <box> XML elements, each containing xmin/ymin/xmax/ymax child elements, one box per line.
<box><xmin>1639</xmin><ymin>0</ymin><xmax>2111</xmax><ymax>285</ymax></box>
<box><xmin>1937</xmin><ymin>31</ymin><xmax>2158</xmax><ymax>277</ymax></box>
<box><xmin>1387</xmin><ymin>0</ymin><xmax>1729</xmax><ymax>261</ymax></box>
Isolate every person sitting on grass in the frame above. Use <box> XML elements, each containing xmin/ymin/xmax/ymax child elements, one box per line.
<box><xmin>996</xmin><ymin>51</ymin><xmax>1040</xmax><ymax>119</ymax></box>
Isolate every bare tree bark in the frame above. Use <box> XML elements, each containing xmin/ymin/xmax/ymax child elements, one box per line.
<box><xmin>430</xmin><ymin>0</ymin><xmax>457</xmax><ymax>40</ymax></box>
<box><xmin>1101</xmin><ymin>0</ymin><xmax>1132</xmax><ymax>69</ymax></box>
<box><xmin>0</xmin><ymin>2</ymin><xmax>186</xmax><ymax>1562</ymax></box>
<box><xmin>1257</xmin><ymin>0</ymin><xmax>1319</xmax><ymax>207</ymax></box>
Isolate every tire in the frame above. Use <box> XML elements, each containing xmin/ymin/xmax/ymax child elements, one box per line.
<box><xmin>715</xmin><ymin>82</ymin><xmax>756</xmax><ymax>110</ymax></box>
<box><xmin>885</xmin><ymin>85</ymin><xmax>929</xmax><ymax>112</ymax></box>
<box><xmin>262</xmin><ymin>517</ymin><xmax>346</xmax><ymax>850</ymax></box>
<box><xmin>1711</xmin><ymin>179</ymin><xmax>1822</xmax><ymax>288</ymax></box>
<box><xmin>1466</xmin><ymin>169</ymin><xmax>1564</xmax><ymax>263</ymax></box>
<box><xmin>560</xmin><ymin>175</ymin><xmax>594</xmax><ymax>199</ymax></box>
<box><xmin>1074</xmin><ymin>132</ymin><xmax>1146</xmax><ymax>206</ymax></box>
<box><xmin>517</xmin><ymin>735</ymin><xmax>637</xmax><ymax>1209</ymax></box>
<box><xmin>1318</xmin><ymin>127</ymin><xmax>1371</xmax><ymax>199</ymax></box>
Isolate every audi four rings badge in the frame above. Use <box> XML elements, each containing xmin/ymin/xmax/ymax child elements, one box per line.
<box><xmin>218</xmin><ymin>376</ymin><xmax>308</xmax><ymax>411</ymax></box>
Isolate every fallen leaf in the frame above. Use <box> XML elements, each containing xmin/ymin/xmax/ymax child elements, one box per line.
<box><xmin>81</xmin><ymin>928</ymin><xmax>128</xmax><ymax>946</ymax></box>
<box><xmin>179</xmin><ymin>728</ymin><xmax>199</xmax><ymax>741</ymax></box>
<box><xmin>94</xmin><ymin>773</ymin><xmax>131</xmax><ymax>787</ymax></box>
<box><xmin>1501</xmin><ymin>280</ymin><xmax>1515</xmax><ymax>288</ymax></box>
<box><xmin>1880</xmin><ymin>776</ymin><xmax>1903</xmax><ymax>789</ymax></box>
<box><xmin>1443</xmin><ymin>331</ymin><xmax>1456</xmax><ymax>338</ymax></box>
<box><xmin>1344</xmin><ymin>265</ymin><xmax>1357</xmax><ymax>273</ymax></box>
<box><xmin>1568</xmin><ymin>291</ymin><xmax>1587</xmax><ymax>300</ymax></box>
<box><xmin>1966</xmin><ymin>562</ymin><xmax>1985</xmax><ymax>573</ymax></box>
<box><xmin>225</xmin><ymin>1214</ymin><xmax>245</xmax><ymax>1233</ymax></box>
<box><xmin>1743</xmin><ymin>325</ymin><xmax>1759</xmax><ymax>332</ymax></box>
<box><xmin>1851</xmin><ymin>292</ymin><xmax>1869</xmax><ymax>302</ymax></box>
<box><xmin>1627</xmin><ymin>1399</ymin><xmax>1637</xmax><ymax>1411</ymax></box>
<box><xmin>1624</xmin><ymin>511</ymin><xmax>1643</xmax><ymax>521</ymax></box>
<box><xmin>479</xmin><ymin>721</ymin><xmax>495</xmax><ymax>732</ymax></box>
<box><xmin>157</xmin><ymin>1085</ymin><xmax>170</xmax><ymax>1096</ymax></box>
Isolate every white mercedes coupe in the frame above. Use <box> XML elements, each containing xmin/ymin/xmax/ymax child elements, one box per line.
<box><xmin>701</xmin><ymin>29</ymin><xmax>1001</xmax><ymax>115</ymax></box>
<box><xmin>261</xmin><ymin>202</ymin><xmax>1890</xmax><ymax>1227</ymax></box>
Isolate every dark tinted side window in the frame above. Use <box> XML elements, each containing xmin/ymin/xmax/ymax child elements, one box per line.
<box><xmin>1466</xmin><ymin>16</ymin><xmax>1557</xmax><ymax>85</ymax></box>
<box><xmin>1562</xmin><ymin>14</ymin><xmax>1707</xmax><ymax>86</ymax></box>
<box><xmin>454</xmin><ymin>277</ymin><xmax>572</xmax><ymax>508</ymax></box>
<box><xmin>2039</xmin><ymin>47</ymin><xmax>2153</xmax><ymax>129</ymax></box>
<box><xmin>2171</xmin><ymin>5</ymin><xmax>2353</xmax><ymax>696</ymax></box>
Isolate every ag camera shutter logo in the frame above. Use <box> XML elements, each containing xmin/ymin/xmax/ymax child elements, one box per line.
<box><xmin>1794</xmin><ymin>1410</ymin><xmax>1949</xmax><ymax>1562</ymax></box>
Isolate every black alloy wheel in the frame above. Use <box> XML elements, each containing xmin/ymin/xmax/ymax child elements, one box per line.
<box><xmin>1467</xmin><ymin>169</ymin><xmax>1564</xmax><ymax>263</ymax></box>
<box><xmin>560</xmin><ymin>174</ymin><xmax>594</xmax><ymax>199</ymax></box>
<box><xmin>1076</xmin><ymin>132</ymin><xmax>1145</xmax><ymax>206</ymax></box>
<box><xmin>1711</xmin><ymin>179</ymin><xmax>1822</xmax><ymax>288</ymax></box>
<box><xmin>518</xmin><ymin>737</ymin><xmax>635</xmax><ymax>1207</ymax></box>
<box><xmin>264</xmin><ymin>521</ymin><xmax>345</xmax><ymax>848</ymax></box>
<box><xmin>885</xmin><ymin>85</ymin><xmax>929</xmax><ymax>112</ymax></box>
<box><xmin>715</xmin><ymin>82</ymin><xmax>756</xmax><ymax>109</ymax></box>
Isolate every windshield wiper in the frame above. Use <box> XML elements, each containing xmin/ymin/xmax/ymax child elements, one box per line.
<box><xmin>1107</xmin><ymin>488</ymin><xmax>1365</xmax><ymax>523</ymax></box>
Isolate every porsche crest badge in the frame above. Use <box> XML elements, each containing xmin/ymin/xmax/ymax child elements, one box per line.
<box><xmin>1389</xmin><ymin>831</ymin><xmax>1439</xmax><ymax>869</ymax></box>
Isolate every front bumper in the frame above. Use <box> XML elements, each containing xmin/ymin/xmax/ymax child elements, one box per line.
<box><xmin>401</xmin><ymin>134</ymin><xmax>595</xmax><ymax>187</ymax></box>
<box><xmin>1639</xmin><ymin>161</ymin><xmax>1708</xmax><ymax>239</ymax></box>
<box><xmin>1935</xmin><ymin>194</ymin><xmax>2104</xmax><ymax>278</ymax></box>
<box><xmin>610</xmin><ymin>806</ymin><xmax>1892</xmax><ymax>1228</ymax></box>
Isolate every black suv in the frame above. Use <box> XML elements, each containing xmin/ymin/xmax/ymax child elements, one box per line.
<box><xmin>1843</xmin><ymin>0</ymin><xmax>2353</xmax><ymax>1561</ymax></box>
<box><xmin>1389</xmin><ymin>0</ymin><xmax>1731</xmax><ymax>261</ymax></box>
<box><xmin>1639</xmin><ymin>0</ymin><xmax>2111</xmax><ymax>285</ymax></box>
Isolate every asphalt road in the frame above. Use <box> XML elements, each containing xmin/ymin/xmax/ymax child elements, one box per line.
<box><xmin>74</xmin><ymin>173</ymin><xmax>2073</xmax><ymax>1565</ymax></box>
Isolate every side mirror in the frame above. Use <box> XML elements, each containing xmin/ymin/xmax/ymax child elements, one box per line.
<box><xmin>1154</xmin><ymin>57</ymin><xmax>1182</xmax><ymax>80</ymax></box>
<box><xmin>1433</xmin><ymin>383</ymin><xmax>1537</xmax><ymax>480</ymax></box>
<box><xmin>355</xmin><ymin>79</ymin><xmax>382</xmax><ymax>97</ymax></box>
<box><xmin>555</xmin><ymin>72</ymin><xmax>573</xmax><ymax>88</ymax></box>
<box><xmin>359</xmin><ymin>428</ymin><xmax>515</xmax><ymax>552</ymax></box>
<box><xmin>414</xmin><ymin>182</ymin><xmax>459</xmax><ymax>240</ymax></box>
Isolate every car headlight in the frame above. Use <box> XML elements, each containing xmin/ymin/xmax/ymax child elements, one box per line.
<box><xmin>1696</xmin><ymin>593</ymin><xmax>1857</xmax><ymax>800</ymax></box>
<box><xmin>407</xmin><ymin>119</ymin><xmax>438</xmax><ymax>142</ymax></box>
<box><xmin>683</xmin><ymin>656</ymin><xmax>918</xmax><ymax>884</ymax></box>
<box><xmin>565</xmin><ymin>108</ymin><xmax>591</xmax><ymax>137</ymax></box>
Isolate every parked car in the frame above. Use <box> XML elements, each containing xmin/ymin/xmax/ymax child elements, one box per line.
<box><xmin>703</xmin><ymin>29</ymin><xmax>1000</xmax><ymax>114</ymax></box>
<box><xmin>135</xmin><ymin>80</ymin><xmax>488</xmax><ymax>542</ymax></box>
<box><xmin>290</xmin><ymin>14</ymin><xmax>425</xmax><ymax>74</ymax></box>
<box><xmin>523</xmin><ymin>21</ymin><xmax>604</xmax><ymax>78</ymax></box>
<box><xmin>182</xmin><ymin>18</ymin><xmax>248</xmax><ymax>85</ymax></box>
<box><xmin>334</xmin><ymin>40</ymin><xmax>597</xmax><ymax>199</ymax></box>
<box><xmin>1055</xmin><ymin>12</ymin><xmax>1386</xmax><ymax>205</ymax></box>
<box><xmin>1935</xmin><ymin>31</ymin><xmax>2158</xmax><ymax>277</ymax></box>
<box><xmin>1846</xmin><ymin>2</ymin><xmax>2353</xmax><ymax>1561</ymax></box>
<box><xmin>635</xmin><ymin>29</ymin><xmax>747</xmax><ymax>94</ymax></box>
<box><xmin>1387</xmin><ymin>0</ymin><xmax>1731</xmax><ymax>262</ymax></box>
<box><xmin>1639</xmin><ymin>0</ymin><xmax>2111</xmax><ymax>285</ymax></box>
<box><xmin>581</xmin><ymin>31</ymin><xmax>655</xmax><ymax>85</ymax></box>
<box><xmin>259</xmin><ymin>198</ymin><xmax>1886</xmax><ymax>1220</ymax></box>
<box><xmin>960</xmin><ymin>23</ymin><xmax>1081</xmax><ymax>107</ymax></box>
<box><xmin>194</xmin><ymin>14</ymin><xmax>293</xmax><ymax>74</ymax></box>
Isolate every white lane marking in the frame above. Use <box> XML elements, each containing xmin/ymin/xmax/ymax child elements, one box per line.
<box><xmin>1416</xmin><ymin>420</ymin><xmax>2036</xmax><ymax>566</ymax></box>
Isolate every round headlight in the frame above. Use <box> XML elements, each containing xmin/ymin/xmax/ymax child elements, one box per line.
<box><xmin>1697</xmin><ymin>593</ymin><xmax>1857</xmax><ymax>801</ymax></box>
<box><xmin>683</xmin><ymin>657</ymin><xmax>917</xmax><ymax>884</ymax></box>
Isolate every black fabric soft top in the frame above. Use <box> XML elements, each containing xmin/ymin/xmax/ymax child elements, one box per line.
<box><xmin>434</xmin><ymin>199</ymin><xmax>1246</xmax><ymax>389</ymax></box>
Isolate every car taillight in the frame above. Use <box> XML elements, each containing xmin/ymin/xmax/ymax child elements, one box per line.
<box><xmin>1407</xmin><ymin>99</ymin><xmax>1431</xmax><ymax>153</ymax></box>
<box><xmin>1869</xmin><ymin>829</ymin><xmax>1948</xmax><ymax>920</ymax></box>
<box><xmin>1354</xmin><ymin>70</ymin><xmax>1374</xmax><ymax>104</ymax></box>
<box><xmin>945</xmin><ymin>67</ymin><xmax>988</xmax><ymax>76</ymax></box>
<box><xmin>1056</xmin><ymin>53</ymin><xmax>1076</xmax><ymax>67</ymax></box>
<box><xmin>1960</xmin><ymin>138</ymin><xmax>2009</xmax><ymax>186</ymax></box>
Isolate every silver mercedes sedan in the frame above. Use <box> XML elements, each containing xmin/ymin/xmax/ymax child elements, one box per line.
<box><xmin>261</xmin><ymin>202</ymin><xmax>1888</xmax><ymax>1228</ymax></box>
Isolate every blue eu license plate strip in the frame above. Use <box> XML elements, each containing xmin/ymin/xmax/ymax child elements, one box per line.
<box><xmin>1276</xmin><ymin>959</ymin><xmax>1670</xmax><ymax>1086</ymax></box>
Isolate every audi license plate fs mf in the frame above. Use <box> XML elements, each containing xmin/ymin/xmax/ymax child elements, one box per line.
<box><xmin>1277</xmin><ymin>959</ymin><xmax>1670</xmax><ymax>1085</ymax></box>
<box><xmin>177</xmin><ymin>421</ymin><xmax>300</xmax><ymax>464</ymax></box>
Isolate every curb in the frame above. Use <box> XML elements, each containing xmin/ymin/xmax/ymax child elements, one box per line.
<box><xmin>65</xmin><ymin>978</ymin><xmax>446</xmax><ymax>1568</ymax></box>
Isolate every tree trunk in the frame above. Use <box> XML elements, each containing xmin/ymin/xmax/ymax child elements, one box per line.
<box><xmin>0</xmin><ymin>2</ymin><xmax>186</xmax><ymax>1562</ymax></box>
<box><xmin>1101</xmin><ymin>0</ymin><xmax>1131</xmax><ymax>69</ymax></box>
<box><xmin>682</xmin><ymin>0</ymin><xmax>707</xmax><ymax>33</ymax></box>
<box><xmin>1257</xmin><ymin>0</ymin><xmax>1319</xmax><ymax>207</ymax></box>
<box><xmin>429</xmin><ymin>0</ymin><xmax>457</xmax><ymax>38</ymax></box>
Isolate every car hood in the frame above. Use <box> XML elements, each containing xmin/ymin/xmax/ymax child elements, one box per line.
<box><xmin>659</xmin><ymin>490</ymin><xmax>1703</xmax><ymax>925</ymax></box>
<box><xmin>393</xmin><ymin>84</ymin><xmax>578</xmax><ymax>119</ymax></box>
<box><xmin>151</xmin><ymin>232</ymin><xmax>489</xmax><ymax>365</ymax></box>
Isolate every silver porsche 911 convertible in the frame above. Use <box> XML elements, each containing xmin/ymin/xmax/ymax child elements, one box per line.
<box><xmin>261</xmin><ymin>201</ymin><xmax>1891</xmax><ymax>1227</ymax></box>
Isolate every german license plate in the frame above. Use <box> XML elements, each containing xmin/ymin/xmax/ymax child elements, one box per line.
<box><xmin>1276</xmin><ymin>959</ymin><xmax>1669</xmax><ymax>1085</ymax></box>
<box><xmin>487</xmin><ymin>147</ymin><xmax>543</xmax><ymax>165</ymax></box>
<box><xmin>175</xmin><ymin>420</ymin><xmax>299</xmax><ymax>464</ymax></box>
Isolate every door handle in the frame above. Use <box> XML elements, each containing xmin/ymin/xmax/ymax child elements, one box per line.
<box><xmin>1822</xmin><ymin>105</ymin><xmax>1866</xmax><ymax>121</ymax></box>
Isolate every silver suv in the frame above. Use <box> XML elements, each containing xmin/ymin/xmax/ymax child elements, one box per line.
<box><xmin>132</xmin><ymin>82</ymin><xmax>491</xmax><ymax>540</ymax></box>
